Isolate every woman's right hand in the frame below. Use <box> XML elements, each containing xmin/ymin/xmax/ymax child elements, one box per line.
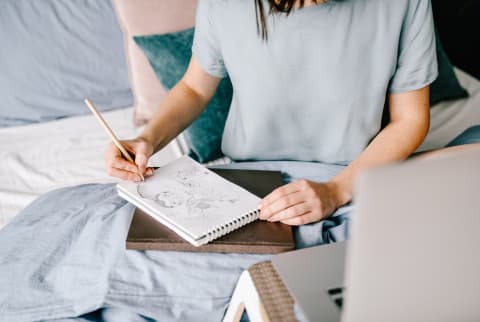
<box><xmin>105</xmin><ymin>137</ymin><xmax>155</xmax><ymax>181</ymax></box>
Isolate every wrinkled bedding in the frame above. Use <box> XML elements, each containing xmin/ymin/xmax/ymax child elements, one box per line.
<box><xmin>0</xmin><ymin>107</ymin><xmax>181</xmax><ymax>230</ymax></box>
<box><xmin>0</xmin><ymin>161</ymin><xmax>351</xmax><ymax>322</ymax></box>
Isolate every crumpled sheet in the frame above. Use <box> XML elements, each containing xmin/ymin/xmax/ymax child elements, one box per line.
<box><xmin>0</xmin><ymin>161</ymin><xmax>351</xmax><ymax>322</ymax></box>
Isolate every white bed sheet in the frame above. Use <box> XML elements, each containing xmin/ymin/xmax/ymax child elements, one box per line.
<box><xmin>0</xmin><ymin>107</ymin><xmax>182</xmax><ymax>229</ymax></box>
<box><xmin>1</xmin><ymin>69</ymin><xmax>479</xmax><ymax>230</ymax></box>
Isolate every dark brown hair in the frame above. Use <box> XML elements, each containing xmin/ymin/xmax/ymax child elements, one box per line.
<box><xmin>255</xmin><ymin>0</ymin><xmax>319</xmax><ymax>40</ymax></box>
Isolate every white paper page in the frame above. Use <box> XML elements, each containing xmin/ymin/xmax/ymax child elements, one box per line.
<box><xmin>117</xmin><ymin>156</ymin><xmax>261</xmax><ymax>240</ymax></box>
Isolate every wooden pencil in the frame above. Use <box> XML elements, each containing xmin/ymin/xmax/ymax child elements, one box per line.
<box><xmin>84</xmin><ymin>98</ymin><xmax>145</xmax><ymax>181</ymax></box>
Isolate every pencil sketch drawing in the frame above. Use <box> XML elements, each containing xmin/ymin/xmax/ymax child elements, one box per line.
<box><xmin>136</xmin><ymin>166</ymin><xmax>239</xmax><ymax>217</ymax></box>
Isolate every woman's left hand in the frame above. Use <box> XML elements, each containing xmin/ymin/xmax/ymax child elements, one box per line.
<box><xmin>258</xmin><ymin>180</ymin><xmax>343</xmax><ymax>226</ymax></box>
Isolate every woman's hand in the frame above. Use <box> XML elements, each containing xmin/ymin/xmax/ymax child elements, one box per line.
<box><xmin>105</xmin><ymin>137</ymin><xmax>155</xmax><ymax>181</ymax></box>
<box><xmin>258</xmin><ymin>180</ymin><xmax>343</xmax><ymax>226</ymax></box>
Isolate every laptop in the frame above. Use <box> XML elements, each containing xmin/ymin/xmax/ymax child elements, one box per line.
<box><xmin>272</xmin><ymin>148</ymin><xmax>480</xmax><ymax>322</ymax></box>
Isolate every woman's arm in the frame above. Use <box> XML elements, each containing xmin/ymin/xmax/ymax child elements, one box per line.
<box><xmin>105</xmin><ymin>57</ymin><xmax>221</xmax><ymax>181</ymax></box>
<box><xmin>259</xmin><ymin>86</ymin><xmax>430</xmax><ymax>225</ymax></box>
<box><xmin>140</xmin><ymin>57</ymin><xmax>221</xmax><ymax>152</ymax></box>
<box><xmin>329</xmin><ymin>86</ymin><xmax>431</xmax><ymax>204</ymax></box>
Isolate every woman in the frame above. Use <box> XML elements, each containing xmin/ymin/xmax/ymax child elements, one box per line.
<box><xmin>107</xmin><ymin>0</ymin><xmax>445</xmax><ymax>227</ymax></box>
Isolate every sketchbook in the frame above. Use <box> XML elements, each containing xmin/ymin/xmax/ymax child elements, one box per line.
<box><xmin>117</xmin><ymin>156</ymin><xmax>263</xmax><ymax>246</ymax></box>
<box><xmin>126</xmin><ymin>168</ymin><xmax>294</xmax><ymax>253</ymax></box>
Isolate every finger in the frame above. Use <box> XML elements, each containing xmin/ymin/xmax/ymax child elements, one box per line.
<box><xmin>280</xmin><ymin>212</ymin><xmax>318</xmax><ymax>226</ymax></box>
<box><xmin>135</xmin><ymin>151</ymin><xmax>148</xmax><ymax>174</ymax></box>
<box><xmin>106</xmin><ymin>143</ymin><xmax>136</xmax><ymax>171</ymax></box>
<box><xmin>111</xmin><ymin>156</ymin><xmax>139</xmax><ymax>173</ymax></box>
<box><xmin>259</xmin><ymin>192</ymin><xmax>305</xmax><ymax>220</ymax></box>
<box><xmin>267</xmin><ymin>202</ymin><xmax>310</xmax><ymax>222</ymax></box>
<box><xmin>145</xmin><ymin>167</ymin><xmax>155</xmax><ymax>176</ymax></box>
<box><xmin>107</xmin><ymin>167</ymin><xmax>142</xmax><ymax>182</ymax></box>
<box><xmin>259</xmin><ymin>181</ymin><xmax>304</xmax><ymax>209</ymax></box>
<box><xmin>122</xmin><ymin>142</ymin><xmax>137</xmax><ymax>156</ymax></box>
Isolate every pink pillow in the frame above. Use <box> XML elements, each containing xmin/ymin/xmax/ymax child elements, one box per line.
<box><xmin>112</xmin><ymin>0</ymin><xmax>197</xmax><ymax>125</ymax></box>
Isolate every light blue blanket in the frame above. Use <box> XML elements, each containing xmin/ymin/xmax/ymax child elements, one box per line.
<box><xmin>0</xmin><ymin>161</ymin><xmax>351</xmax><ymax>322</ymax></box>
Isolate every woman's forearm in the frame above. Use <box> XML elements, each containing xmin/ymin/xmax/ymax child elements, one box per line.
<box><xmin>258</xmin><ymin>110</ymin><xmax>430</xmax><ymax>226</ymax></box>
<box><xmin>330</xmin><ymin>118</ymin><xmax>429</xmax><ymax>206</ymax></box>
<box><xmin>258</xmin><ymin>115</ymin><xmax>429</xmax><ymax>225</ymax></box>
<box><xmin>139</xmin><ymin>80</ymin><xmax>211</xmax><ymax>153</ymax></box>
<box><xmin>140</xmin><ymin>57</ymin><xmax>221</xmax><ymax>152</ymax></box>
<box><xmin>330</xmin><ymin>87</ymin><xmax>431</xmax><ymax>207</ymax></box>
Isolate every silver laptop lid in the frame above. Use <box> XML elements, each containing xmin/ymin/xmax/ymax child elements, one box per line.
<box><xmin>272</xmin><ymin>241</ymin><xmax>347</xmax><ymax>322</ymax></box>
<box><xmin>342</xmin><ymin>148</ymin><xmax>480</xmax><ymax>322</ymax></box>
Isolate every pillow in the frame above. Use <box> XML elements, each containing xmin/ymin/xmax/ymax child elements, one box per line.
<box><xmin>0</xmin><ymin>0</ymin><xmax>133</xmax><ymax>127</ymax></box>
<box><xmin>430</xmin><ymin>33</ymin><xmax>469</xmax><ymax>105</ymax></box>
<box><xmin>134</xmin><ymin>29</ymin><xmax>233</xmax><ymax>163</ymax></box>
<box><xmin>112</xmin><ymin>0</ymin><xmax>196</xmax><ymax>125</ymax></box>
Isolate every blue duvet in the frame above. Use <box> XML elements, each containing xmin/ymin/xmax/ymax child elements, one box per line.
<box><xmin>0</xmin><ymin>161</ymin><xmax>351</xmax><ymax>322</ymax></box>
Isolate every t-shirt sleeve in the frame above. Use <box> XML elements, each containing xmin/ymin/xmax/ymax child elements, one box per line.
<box><xmin>388</xmin><ymin>0</ymin><xmax>438</xmax><ymax>94</ymax></box>
<box><xmin>192</xmin><ymin>0</ymin><xmax>227</xmax><ymax>78</ymax></box>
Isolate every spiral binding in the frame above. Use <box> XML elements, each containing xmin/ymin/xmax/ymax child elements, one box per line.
<box><xmin>205</xmin><ymin>208</ymin><xmax>261</xmax><ymax>243</ymax></box>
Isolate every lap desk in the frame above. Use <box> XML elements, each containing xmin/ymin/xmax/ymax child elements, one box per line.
<box><xmin>125</xmin><ymin>168</ymin><xmax>295</xmax><ymax>253</ymax></box>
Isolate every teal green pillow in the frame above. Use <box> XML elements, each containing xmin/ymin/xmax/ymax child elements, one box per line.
<box><xmin>134</xmin><ymin>29</ymin><xmax>232</xmax><ymax>163</ymax></box>
<box><xmin>430</xmin><ymin>33</ymin><xmax>469</xmax><ymax>105</ymax></box>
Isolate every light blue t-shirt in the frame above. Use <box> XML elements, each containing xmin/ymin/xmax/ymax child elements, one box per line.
<box><xmin>193</xmin><ymin>0</ymin><xmax>438</xmax><ymax>164</ymax></box>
